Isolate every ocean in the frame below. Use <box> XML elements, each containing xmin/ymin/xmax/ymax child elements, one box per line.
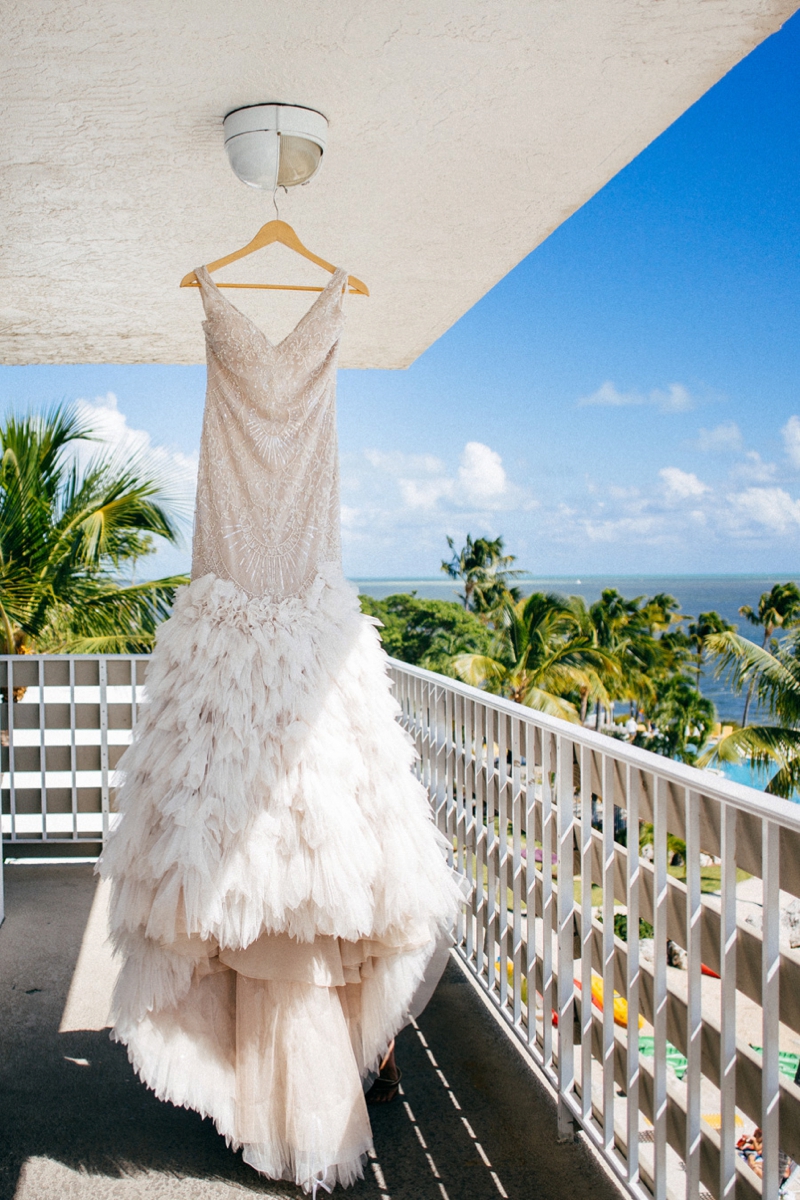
<box><xmin>353</xmin><ymin>573</ymin><xmax>799</xmax><ymax>725</ymax></box>
<box><xmin>354</xmin><ymin>574</ymin><xmax>799</xmax><ymax>793</ymax></box>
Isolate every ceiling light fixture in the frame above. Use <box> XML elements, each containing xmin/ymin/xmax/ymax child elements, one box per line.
<box><xmin>223</xmin><ymin>103</ymin><xmax>328</xmax><ymax>190</ymax></box>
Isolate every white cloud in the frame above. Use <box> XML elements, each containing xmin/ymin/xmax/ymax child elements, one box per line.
<box><xmin>399</xmin><ymin>477</ymin><xmax>454</xmax><ymax>509</ymax></box>
<box><xmin>364</xmin><ymin>449</ymin><xmax>445</xmax><ymax>476</ymax></box>
<box><xmin>577</xmin><ymin>381</ymin><xmax>693</xmax><ymax>412</ymax></box>
<box><xmin>339</xmin><ymin>441</ymin><xmax>537</xmax><ymax>573</ymax></box>
<box><xmin>659</xmin><ymin>466</ymin><xmax>709</xmax><ymax>501</ymax></box>
<box><xmin>783</xmin><ymin>415</ymin><xmax>800</xmax><ymax>468</ymax></box>
<box><xmin>581</xmin><ymin>515</ymin><xmax>662</xmax><ymax>543</ymax></box>
<box><xmin>343</xmin><ymin>423</ymin><xmax>800</xmax><ymax>574</ymax></box>
<box><xmin>356</xmin><ymin>441</ymin><xmax>525</xmax><ymax>516</ymax></box>
<box><xmin>458</xmin><ymin>441</ymin><xmax>507</xmax><ymax>500</ymax></box>
<box><xmin>578</xmin><ymin>381</ymin><xmax>641</xmax><ymax>407</ymax></box>
<box><xmin>727</xmin><ymin>487</ymin><xmax>800</xmax><ymax>533</ymax></box>
<box><xmin>697</xmin><ymin>421</ymin><xmax>743</xmax><ymax>452</ymax></box>
<box><xmin>607</xmin><ymin>484</ymin><xmax>641</xmax><ymax>500</ymax></box>
<box><xmin>731</xmin><ymin>450</ymin><xmax>777</xmax><ymax>483</ymax></box>
<box><xmin>74</xmin><ymin>393</ymin><xmax>197</xmax><ymax>501</ymax></box>
<box><xmin>650</xmin><ymin>384</ymin><xmax>693</xmax><ymax>413</ymax></box>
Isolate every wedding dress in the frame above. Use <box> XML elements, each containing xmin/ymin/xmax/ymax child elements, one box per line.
<box><xmin>98</xmin><ymin>266</ymin><xmax>460</xmax><ymax>1194</ymax></box>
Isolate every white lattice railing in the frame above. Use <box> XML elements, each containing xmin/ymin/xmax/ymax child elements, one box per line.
<box><xmin>0</xmin><ymin>654</ymin><xmax>149</xmax><ymax>847</ymax></box>
<box><xmin>388</xmin><ymin>657</ymin><xmax>800</xmax><ymax>1200</ymax></box>
<box><xmin>3</xmin><ymin>652</ymin><xmax>800</xmax><ymax>1200</ymax></box>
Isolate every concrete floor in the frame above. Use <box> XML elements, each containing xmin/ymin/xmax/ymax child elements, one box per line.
<box><xmin>0</xmin><ymin>864</ymin><xmax>624</xmax><ymax>1200</ymax></box>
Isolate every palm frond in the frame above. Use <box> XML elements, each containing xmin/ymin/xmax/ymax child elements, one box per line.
<box><xmin>706</xmin><ymin>630</ymin><xmax>800</xmax><ymax>724</ymax></box>
<box><xmin>37</xmin><ymin>576</ymin><xmax>188</xmax><ymax>654</ymax></box>
<box><xmin>451</xmin><ymin>653</ymin><xmax>508</xmax><ymax>690</ymax></box>
<box><xmin>698</xmin><ymin>724</ymin><xmax>800</xmax><ymax>798</ymax></box>
<box><xmin>520</xmin><ymin>685</ymin><xmax>580</xmax><ymax>722</ymax></box>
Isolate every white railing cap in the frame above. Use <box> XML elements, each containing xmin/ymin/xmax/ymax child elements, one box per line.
<box><xmin>388</xmin><ymin>656</ymin><xmax>800</xmax><ymax>834</ymax></box>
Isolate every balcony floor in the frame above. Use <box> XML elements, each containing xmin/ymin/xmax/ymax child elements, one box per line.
<box><xmin>0</xmin><ymin>863</ymin><xmax>623</xmax><ymax>1200</ymax></box>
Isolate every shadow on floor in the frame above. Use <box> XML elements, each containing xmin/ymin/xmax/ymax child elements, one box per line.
<box><xmin>0</xmin><ymin>864</ymin><xmax>623</xmax><ymax>1200</ymax></box>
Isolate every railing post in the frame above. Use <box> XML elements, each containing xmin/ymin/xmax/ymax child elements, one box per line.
<box><xmin>511</xmin><ymin>715</ymin><xmax>524</xmax><ymax>1030</ymax></box>
<box><xmin>652</xmin><ymin>775</ymin><xmax>668</xmax><ymax>1200</ymax></box>
<box><xmin>474</xmin><ymin>700</ymin><xmax>488</xmax><ymax>981</ymax></box>
<box><xmin>556</xmin><ymin>733</ymin><xmax>576</xmax><ymax>1142</ymax></box>
<box><xmin>453</xmin><ymin>691</ymin><xmax>464</xmax><ymax>939</ymax></box>
<box><xmin>624</xmin><ymin>764</ymin><xmax>640</xmax><ymax>1187</ymax></box>
<box><xmin>444</xmin><ymin>686</ymin><xmax>455</xmax><ymax>869</ymax></box>
<box><xmin>99</xmin><ymin>656</ymin><xmax>110</xmax><ymax>842</ymax></box>
<box><xmin>762</xmin><ymin>818</ymin><xmax>780</xmax><ymax>1200</ymax></box>
<box><xmin>685</xmin><ymin>788</ymin><xmax>702</xmax><ymax>1200</ymax></box>
<box><xmin>37</xmin><ymin>657</ymin><xmax>47</xmax><ymax>841</ymax></box>
<box><xmin>579</xmin><ymin>743</ymin><xmax>593</xmax><ymax>1130</ymax></box>
<box><xmin>464</xmin><ymin>698</ymin><xmax>475</xmax><ymax>961</ymax></box>
<box><xmin>486</xmin><ymin>706</ymin><xmax>499</xmax><ymax>1000</ymax></box>
<box><xmin>498</xmin><ymin>712</ymin><xmax>510</xmax><ymax>1009</ymax></box>
<box><xmin>8</xmin><ymin>657</ymin><xmax>16</xmax><ymax>844</ymax></box>
<box><xmin>719</xmin><ymin>802</ymin><xmax>737</xmax><ymax>1200</ymax></box>
<box><xmin>524</xmin><ymin>720</ymin><xmax>538</xmax><ymax>1049</ymax></box>
<box><xmin>601</xmin><ymin>752</ymin><xmax>615</xmax><ymax>1156</ymax></box>
<box><xmin>69</xmin><ymin>657</ymin><xmax>78</xmax><ymax>840</ymax></box>
<box><xmin>541</xmin><ymin>730</ymin><xmax>555</xmax><ymax>1070</ymax></box>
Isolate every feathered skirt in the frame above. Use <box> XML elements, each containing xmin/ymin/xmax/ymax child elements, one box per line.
<box><xmin>98</xmin><ymin>565</ymin><xmax>460</xmax><ymax>1191</ymax></box>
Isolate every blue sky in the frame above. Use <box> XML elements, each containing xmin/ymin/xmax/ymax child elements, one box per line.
<box><xmin>2</xmin><ymin>11</ymin><xmax>800</xmax><ymax>580</ymax></box>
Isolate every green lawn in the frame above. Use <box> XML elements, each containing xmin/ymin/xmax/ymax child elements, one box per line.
<box><xmin>667</xmin><ymin>863</ymin><xmax>750</xmax><ymax>893</ymax></box>
<box><xmin>459</xmin><ymin>830</ymin><xmax>748</xmax><ymax>914</ymax></box>
<box><xmin>574</xmin><ymin>866</ymin><xmax>749</xmax><ymax>909</ymax></box>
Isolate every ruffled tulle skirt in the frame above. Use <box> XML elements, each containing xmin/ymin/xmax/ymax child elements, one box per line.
<box><xmin>98</xmin><ymin>565</ymin><xmax>460</xmax><ymax>1192</ymax></box>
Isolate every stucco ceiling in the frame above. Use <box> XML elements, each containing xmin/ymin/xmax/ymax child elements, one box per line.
<box><xmin>1</xmin><ymin>1</ymin><xmax>797</xmax><ymax>369</ymax></box>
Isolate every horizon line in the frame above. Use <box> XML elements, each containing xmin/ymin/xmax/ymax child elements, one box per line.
<box><xmin>349</xmin><ymin>571</ymin><xmax>800</xmax><ymax>582</ymax></box>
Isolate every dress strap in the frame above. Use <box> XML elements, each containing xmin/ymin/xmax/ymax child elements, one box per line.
<box><xmin>193</xmin><ymin>265</ymin><xmax>228</xmax><ymax>319</ymax></box>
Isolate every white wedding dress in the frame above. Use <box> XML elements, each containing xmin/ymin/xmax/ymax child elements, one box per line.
<box><xmin>98</xmin><ymin>267</ymin><xmax>460</xmax><ymax>1193</ymax></box>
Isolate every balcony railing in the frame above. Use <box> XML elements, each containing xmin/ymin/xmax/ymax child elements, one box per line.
<box><xmin>388</xmin><ymin>657</ymin><xmax>800</xmax><ymax>1200</ymax></box>
<box><xmin>0</xmin><ymin>654</ymin><xmax>148</xmax><ymax>848</ymax></box>
<box><xmin>2</xmin><ymin>652</ymin><xmax>800</xmax><ymax>1200</ymax></box>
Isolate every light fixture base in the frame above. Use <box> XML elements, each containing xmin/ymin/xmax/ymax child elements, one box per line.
<box><xmin>223</xmin><ymin>103</ymin><xmax>328</xmax><ymax>190</ymax></box>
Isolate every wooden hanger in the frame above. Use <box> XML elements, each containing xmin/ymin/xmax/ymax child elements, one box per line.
<box><xmin>180</xmin><ymin>219</ymin><xmax>369</xmax><ymax>295</ymax></box>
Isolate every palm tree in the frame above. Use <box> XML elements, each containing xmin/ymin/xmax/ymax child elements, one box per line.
<box><xmin>687</xmin><ymin>610</ymin><xmax>735</xmax><ymax>686</ymax></box>
<box><xmin>0</xmin><ymin>404</ymin><xmax>188</xmax><ymax>654</ymax></box>
<box><xmin>566</xmin><ymin>594</ymin><xmax>624</xmax><ymax>723</ymax></box>
<box><xmin>738</xmin><ymin>583</ymin><xmax>800</xmax><ymax>724</ymax></box>
<box><xmin>649</xmin><ymin>675</ymin><xmax>716</xmax><ymax>765</ymax></box>
<box><xmin>451</xmin><ymin>591</ymin><xmax>617</xmax><ymax>722</ymax></box>
<box><xmin>574</xmin><ymin>589</ymin><xmax>688</xmax><ymax>727</ymax></box>
<box><xmin>441</xmin><ymin>534</ymin><xmax>523</xmax><ymax>616</ymax></box>
<box><xmin>588</xmin><ymin>589</ymin><xmax>651</xmax><ymax>724</ymax></box>
<box><xmin>702</xmin><ymin>628</ymin><xmax>800</xmax><ymax>797</ymax></box>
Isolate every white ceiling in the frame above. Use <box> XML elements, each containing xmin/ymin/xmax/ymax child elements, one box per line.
<box><xmin>1</xmin><ymin>1</ymin><xmax>797</xmax><ymax>369</ymax></box>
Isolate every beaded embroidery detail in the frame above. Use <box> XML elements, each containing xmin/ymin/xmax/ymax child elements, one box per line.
<box><xmin>192</xmin><ymin>265</ymin><xmax>347</xmax><ymax>599</ymax></box>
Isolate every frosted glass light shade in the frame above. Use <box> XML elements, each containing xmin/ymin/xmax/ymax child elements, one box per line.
<box><xmin>277</xmin><ymin>135</ymin><xmax>322</xmax><ymax>187</ymax></box>
<box><xmin>223</xmin><ymin>104</ymin><xmax>327</xmax><ymax>190</ymax></box>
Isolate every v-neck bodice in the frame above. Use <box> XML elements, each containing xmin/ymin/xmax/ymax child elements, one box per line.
<box><xmin>191</xmin><ymin>265</ymin><xmax>348</xmax><ymax>598</ymax></box>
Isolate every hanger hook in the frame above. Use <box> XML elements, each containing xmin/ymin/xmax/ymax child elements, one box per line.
<box><xmin>271</xmin><ymin>187</ymin><xmax>280</xmax><ymax>222</ymax></box>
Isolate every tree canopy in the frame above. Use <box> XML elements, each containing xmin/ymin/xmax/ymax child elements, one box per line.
<box><xmin>702</xmin><ymin>627</ymin><xmax>800</xmax><ymax>797</ymax></box>
<box><xmin>0</xmin><ymin>404</ymin><xmax>188</xmax><ymax>653</ymax></box>
<box><xmin>440</xmin><ymin>534</ymin><xmax>522</xmax><ymax>617</ymax></box>
<box><xmin>368</xmin><ymin>532</ymin><xmax>792</xmax><ymax>779</ymax></box>
<box><xmin>451</xmin><ymin>591</ymin><xmax>617</xmax><ymax>722</ymax></box>
<box><xmin>359</xmin><ymin>593</ymin><xmax>493</xmax><ymax>676</ymax></box>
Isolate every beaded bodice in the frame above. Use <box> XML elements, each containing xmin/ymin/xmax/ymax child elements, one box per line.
<box><xmin>192</xmin><ymin>265</ymin><xmax>346</xmax><ymax>599</ymax></box>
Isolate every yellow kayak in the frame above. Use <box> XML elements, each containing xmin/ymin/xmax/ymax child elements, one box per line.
<box><xmin>586</xmin><ymin>973</ymin><xmax>644</xmax><ymax>1029</ymax></box>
